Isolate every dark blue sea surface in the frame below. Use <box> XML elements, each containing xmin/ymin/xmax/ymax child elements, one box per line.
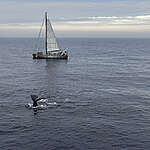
<box><xmin>0</xmin><ymin>37</ymin><xmax>150</xmax><ymax>150</ymax></box>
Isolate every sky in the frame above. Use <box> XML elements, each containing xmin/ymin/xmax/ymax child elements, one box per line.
<box><xmin>0</xmin><ymin>0</ymin><xmax>150</xmax><ymax>37</ymax></box>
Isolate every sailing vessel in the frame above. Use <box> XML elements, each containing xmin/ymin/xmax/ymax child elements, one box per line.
<box><xmin>32</xmin><ymin>12</ymin><xmax>68</xmax><ymax>59</ymax></box>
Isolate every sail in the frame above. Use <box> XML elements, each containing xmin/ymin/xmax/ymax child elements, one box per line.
<box><xmin>47</xmin><ymin>19</ymin><xmax>60</xmax><ymax>52</ymax></box>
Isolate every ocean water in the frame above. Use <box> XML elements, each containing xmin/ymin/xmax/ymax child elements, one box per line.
<box><xmin>0</xmin><ymin>37</ymin><xmax>150</xmax><ymax>150</ymax></box>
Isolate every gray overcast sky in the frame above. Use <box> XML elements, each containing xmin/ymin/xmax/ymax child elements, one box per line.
<box><xmin>0</xmin><ymin>0</ymin><xmax>150</xmax><ymax>37</ymax></box>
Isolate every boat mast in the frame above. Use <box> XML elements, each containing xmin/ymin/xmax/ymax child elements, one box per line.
<box><xmin>45</xmin><ymin>12</ymin><xmax>48</xmax><ymax>55</ymax></box>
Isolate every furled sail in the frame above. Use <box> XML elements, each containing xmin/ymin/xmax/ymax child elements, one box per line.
<box><xmin>47</xmin><ymin>19</ymin><xmax>60</xmax><ymax>52</ymax></box>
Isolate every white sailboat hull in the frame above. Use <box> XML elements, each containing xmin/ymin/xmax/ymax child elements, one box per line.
<box><xmin>32</xmin><ymin>50</ymin><xmax>68</xmax><ymax>59</ymax></box>
<box><xmin>33</xmin><ymin>55</ymin><xmax>68</xmax><ymax>59</ymax></box>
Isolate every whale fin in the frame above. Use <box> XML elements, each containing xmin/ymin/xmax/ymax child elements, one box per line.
<box><xmin>31</xmin><ymin>95</ymin><xmax>38</xmax><ymax>101</ymax></box>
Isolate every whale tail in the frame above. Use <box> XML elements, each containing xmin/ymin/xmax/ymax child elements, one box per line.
<box><xmin>31</xmin><ymin>95</ymin><xmax>38</xmax><ymax>102</ymax></box>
